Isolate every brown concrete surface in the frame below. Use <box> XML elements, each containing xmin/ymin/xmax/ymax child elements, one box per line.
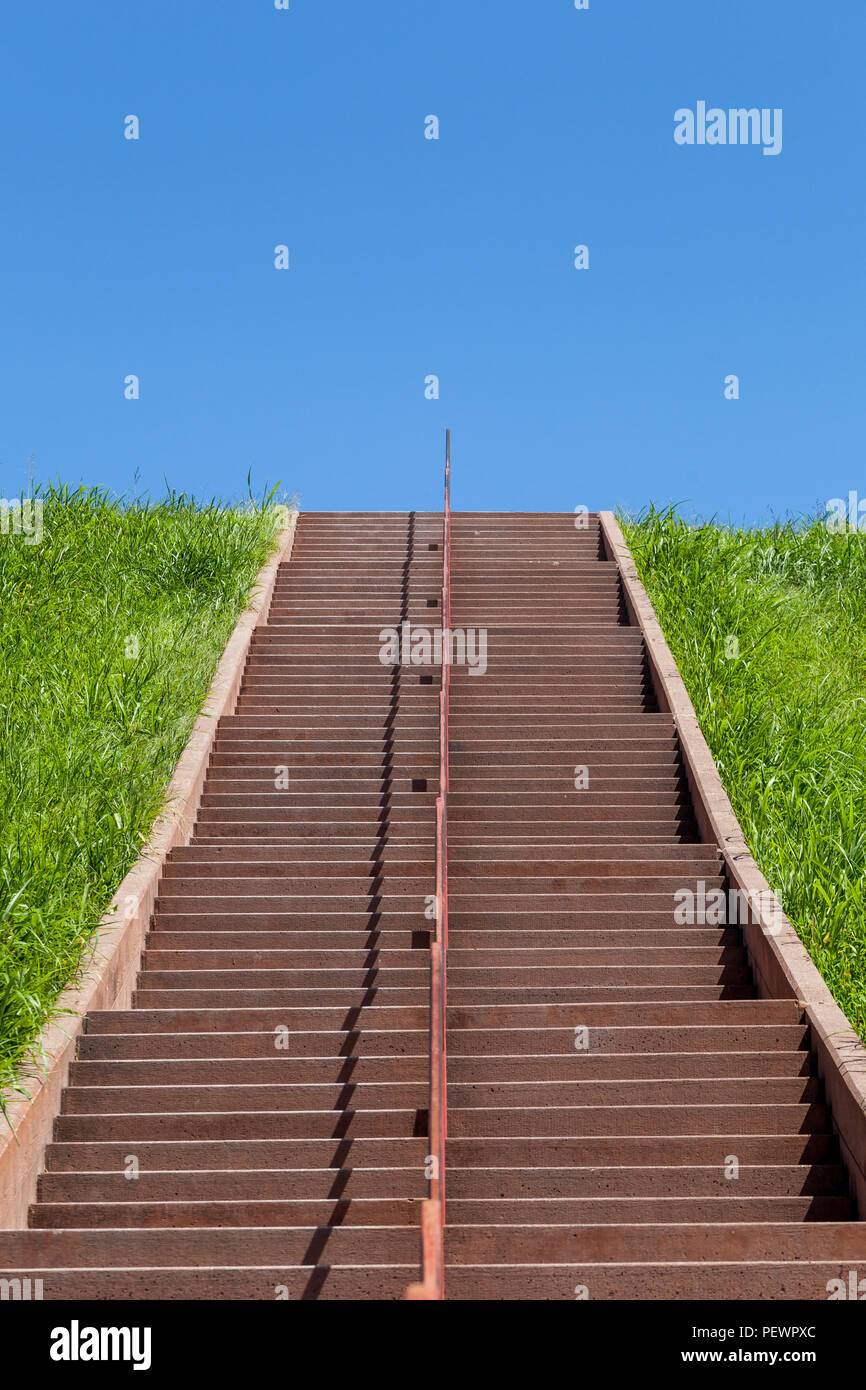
<box><xmin>1</xmin><ymin>508</ymin><xmax>864</xmax><ymax>1301</ymax></box>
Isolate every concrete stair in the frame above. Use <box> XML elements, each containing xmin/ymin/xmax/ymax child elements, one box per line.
<box><xmin>440</xmin><ymin>512</ymin><xmax>862</xmax><ymax>1300</ymax></box>
<box><xmin>12</xmin><ymin>511</ymin><xmax>444</xmax><ymax>1300</ymax></box>
<box><xmin>3</xmin><ymin>509</ymin><xmax>862</xmax><ymax>1301</ymax></box>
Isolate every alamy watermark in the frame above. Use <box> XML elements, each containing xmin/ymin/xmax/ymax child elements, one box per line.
<box><xmin>674</xmin><ymin>881</ymin><xmax>784</xmax><ymax>934</ymax></box>
<box><xmin>674</xmin><ymin>103</ymin><xmax>782</xmax><ymax>157</ymax></box>
<box><xmin>1</xmin><ymin>1276</ymin><xmax>43</xmax><ymax>1300</ymax></box>
<box><xmin>0</xmin><ymin>498</ymin><xmax>43</xmax><ymax>545</ymax></box>
<box><xmin>378</xmin><ymin>621</ymin><xmax>487</xmax><ymax>676</ymax></box>
<box><xmin>50</xmin><ymin>1321</ymin><xmax>152</xmax><ymax>1371</ymax></box>
<box><xmin>827</xmin><ymin>1271</ymin><xmax>866</xmax><ymax>1300</ymax></box>
<box><xmin>825</xmin><ymin>492</ymin><xmax>866</xmax><ymax>533</ymax></box>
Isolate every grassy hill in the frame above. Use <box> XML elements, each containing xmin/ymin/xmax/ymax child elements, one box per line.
<box><xmin>623</xmin><ymin>508</ymin><xmax>866</xmax><ymax>1037</ymax></box>
<box><xmin>0</xmin><ymin>486</ymin><xmax>283</xmax><ymax>1097</ymax></box>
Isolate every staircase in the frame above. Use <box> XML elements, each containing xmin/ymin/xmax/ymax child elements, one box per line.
<box><xmin>440</xmin><ymin>511</ymin><xmax>860</xmax><ymax>1300</ymax></box>
<box><xmin>0</xmin><ymin>511</ymin><xmax>442</xmax><ymax>1298</ymax></box>
<box><xmin>0</xmin><ymin>507</ymin><xmax>863</xmax><ymax>1300</ymax></box>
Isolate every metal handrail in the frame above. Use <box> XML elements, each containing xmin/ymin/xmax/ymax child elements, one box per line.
<box><xmin>406</xmin><ymin>430</ymin><xmax>451</xmax><ymax>1301</ymax></box>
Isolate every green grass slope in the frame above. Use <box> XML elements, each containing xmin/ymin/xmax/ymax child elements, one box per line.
<box><xmin>622</xmin><ymin>507</ymin><xmax>866</xmax><ymax>1037</ymax></box>
<box><xmin>0</xmin><ymin>486</ymin><xmax>283</xmax><ymax>1096</ymax></box>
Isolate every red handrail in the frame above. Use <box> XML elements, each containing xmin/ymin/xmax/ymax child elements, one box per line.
<box><xmin>406</xmin><ymin>430</ymin><xmax>451</xmax><ymax>1301</ymax></box>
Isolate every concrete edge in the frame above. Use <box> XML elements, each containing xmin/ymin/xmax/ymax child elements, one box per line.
<box><xmin>0</xmin><ymin>508</ymin><xmax>300</xmax><ymax>1228</ymax></box>
<box><xmin>599</xmin><ymin>510</ymin><xmax>866</xmax><ymax>1216</ymax></box>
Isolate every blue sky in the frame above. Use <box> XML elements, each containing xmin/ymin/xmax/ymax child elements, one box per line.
<box><xmin>1</xmin><ymin>1</ymin><xmax>863</xmax><ymax>522</ymax></box>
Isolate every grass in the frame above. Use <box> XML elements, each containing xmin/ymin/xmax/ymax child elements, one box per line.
<box><xmin>0</xmin><ymin>484</ymin><xmax>285</xmax><ymax>1099</ymax></box>
<box><xmin>621</xmin><ymin>506</ymin><xmax>866</xmax><ymax>1037</ymax></box>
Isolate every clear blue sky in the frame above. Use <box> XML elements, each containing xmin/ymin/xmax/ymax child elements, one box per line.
<box><xmin>2</xmin><ymin>1</ymin><xmax>862</xmax><ymax>522</ymax></box>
